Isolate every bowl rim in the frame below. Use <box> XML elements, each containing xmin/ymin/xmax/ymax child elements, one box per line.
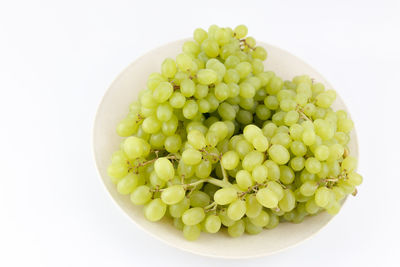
<box><xmin>92</xmin><ymin>38</ymin><xmax>359</xmax><ymax>259</ymax></box>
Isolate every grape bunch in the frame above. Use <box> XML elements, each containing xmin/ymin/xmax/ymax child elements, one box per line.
<box><xmin>107</xmin><ymin>25</ymin><xmax>363</xmax><ymax>241</ymax></box>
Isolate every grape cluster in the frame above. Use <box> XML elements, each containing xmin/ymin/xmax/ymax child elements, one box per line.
<box><xmin>107</xmin><ymin>25</ymin><xmax>363</xmax><ymax>241</ymax></box>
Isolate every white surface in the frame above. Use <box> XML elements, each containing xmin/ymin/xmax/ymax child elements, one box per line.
<box><xmin>0</xmin><ymin>0</ymin><xmax>399</xmax><ymax>266</ymax></box>
<box><xmin>93</xmin><ymin>39</ymin><xmax>359</xmax><ymax>258</ymax></box>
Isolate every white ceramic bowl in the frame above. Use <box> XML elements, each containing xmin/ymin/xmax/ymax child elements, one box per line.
<box><xmin>93</xmin><ymin>39</ymin><xmax>358</xmax><ymax>258</ymax></box>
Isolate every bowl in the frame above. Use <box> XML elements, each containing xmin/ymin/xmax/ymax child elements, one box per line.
<box><xmin>93</xmin><ymin>39</ymin><xmax>358</xmax><ymax>258</ymax></box>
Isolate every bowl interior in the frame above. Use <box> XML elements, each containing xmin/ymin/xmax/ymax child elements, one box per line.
<box><xmin>93</xmin><ymin>39</ymin><xmax>358</xmax><ymax>258</ymax></box>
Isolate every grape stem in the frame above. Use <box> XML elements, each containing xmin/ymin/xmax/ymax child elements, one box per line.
<box><xmin>204</xmin><ymin>201</ymin><xmax>218</xmax><ymax>212</ymax></box>
<box><xmin>296</xmin><ymin>105</ymin><xmax>312</xmax><ymax>121</ymax></box>
<box><xmin>184</xmin><ymin>177</ymin><xmax>232</xmax><ymax>189</ymax></box>
<box><xmin>220</xmin><ymin>163</ymin><xmax>229</xmax><ymax>183</ymax></box>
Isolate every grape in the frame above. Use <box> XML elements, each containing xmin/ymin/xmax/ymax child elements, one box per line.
<box><xmin>250</xmin><ymin>210</ymin><xmax>270</xmax><ymax>227</ymax></box>
<box><xmin>107</xmin><ymin>24</ymin><xmax>362</xmax><ymax>240</ymax></box>
<box><xmin>161</xmin><ymin>185</ymin><xmax>185</xmax><ymax>205</ymax></box>
<box><xmin>228</xmin><ymin>220</ymin><xmax>245</xmax><ymax>237</ymax></box>
<box><xmin>154</xmin><ymin>157</ymin><xmax>175</xmax><ymax>181</ymax></box>
<box><xmin>256</xmin><ymin>188</ymin><xmax>279</xmax><ymax>208</ymax></box>
<box><xmin>268</xmin><ymin>144</ymin><xmax>290</xmax><ymax>165</ymax></box>
<box><xmin>189</xmin><ymin>190</ymin><xmax>210</xmax><ymax>207</ymax></box>
<box><xmin>183</xmin><ymin>224</ymin><xmax>201</xmax><ymax>241</ymax></box>
<box><xmin>204</xmin><ymin>215</ymin><xmax>221</xmax><ymax>233</ymax></box>
<box><xmin>227</xmin><ymin>199</ymin><xmax>246</xmax><ymax>220</ymax></box>
<box><xmin>214</xmin><ymin>187</ymin><xmax>237</xmax><ymax>205</ymax></box>
<box><xmin>221</xmin><ymin>151</ymin><xmax>240</xmax><ymax>170</ymax></box>
<box><xmin>169</xmin><ymin>197</ymin><xmax>190</xmax><ymax>218</ymax></box>
<box><xmin>117</xmin><ymin>173</ymin><xmax>139</xmax><ymax>195</ymax></box>
<box><xmin>182</xmin><ymin>148</ymin><xmax>202</xmax><ymax>165</ymax></box>
<box><xmin>143</xmin><ymin>198</ymin><xmax>167</xmax><ymax>222</ymax></box>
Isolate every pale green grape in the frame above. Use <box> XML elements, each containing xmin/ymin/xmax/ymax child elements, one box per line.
<box><xmin>195</xmin><ymin>159</ymin><xmax>212</xmax><ymax>179</ymax></box>
<box><xmin>221</xmin><ymin>150</ymin><xmax>240</xmax><ymax>170</ymax></box>
<box><xmin>214</xmin><ymin>187</ymin><xmax>237</xmax><ymax>205</ymax></box>
<box><xmin>250</xmin><ymin>210</ymin><xmax>270</xmax><ymax>227</ymax></box>
<box><xmin>144</xmin><ymin>198</ymin><xmax>167</xmax><ymax>222</ymax></box>
<box><xmin>268</xmin><ymin>144</ymin><xmax>290</xmax><ymax>165</ymax></box>
<box><xmin>164</xmin><ymin>134</ymin><xmax>182</xmax><ymax>153</ymax></box>
<box><xmin>227</xmin><ymin>199</ymin><xmax>246</xmax><ymax>220</ymax></box>
<box><xmin>252</xmin><ymin>135</ymin><xmax>269</xmax><ymax>152</ymax></box>
<box><xmin>169</xmin><ymin>197</ymin><xmax>190</xmax><ymax>218</ymax></box>
<box><xmin>305</xmin><ymin>157</ymin><xmax>321</xmax><ymax>174</ymax></box>
<box><xmin>279</xmin><ymin>189</ymin><xmax>296</xmax><ymax>212</ymax></box>
<box><xmin>347</xmin><ymin>172</ymin><xmax>363</xmax><ymax>186</ymax></box>
<box><xmin>123</xmin><ymin>136</ymin><xmax>144</xmax><ymax>159</ymax></box>
<box><xmin>161</xmin><ymin>58</ymin><xmax>177</xmax><ymax>78</ymax></box>
<box><xmin>256</xmin><ymin>188</ymin><xmax>278</xmax><ymax>208</ymax></box>
<box><xmin>252</xmin><ymin>165</ymin><xmax>268</xmax><ymax>183</ymax></box>
<box><xmin>234</xmin><ymin>24</ymin><xmax>248</xmax><ymax>39</ymax></box>
<box><xmin>183</xmin><ymin>224</ymin><xmax>201</xmax><ymax>241</ymax></box>
<box><xmin>227</xmin><ymin>220</ymin><xmax>245</xmax><ymax>237</ymax></box>
<box><xmin>341</xmin><ymin>156</ymin><xmax>357</xmax><ymax>172</ymax></box>
<box><xmin>169</xmin><ymin>92</ymin><xmax>186</xmax><ymax>108</ymax></box>
<box><xmin>189</xmin><ymin>191</ymin><xmax>210</xmax><ymax>207</ymax></box>
<box><xmin>182</xmin><ymin>207</ymin><xmax>205</xmax><ymax>225</ymax></box>
<box><xmin>315</xmin><ymin>187</ymin><xmax>332</xmax><ymax>208</ymax></box>
<box><xmin>180</xmin><ymin>78</ymin><xmax>196</xmax><ymax>97</ymax></box>
<box><xmin>204</xmin><ymin>215</ymin><xmax>221</xmax><ymax>233</ymax></box>
<box><xmin>244</xmin><ymin>217</ymin><xmax>263</xmax><ymax>235</ymax></box>
<box><xmin>264</xmin><ymin>160</ymin><xmax>280</xmax><ymax>181</ymax></box>
<box><xmin>153</xmin><ymin>82</ymin><xmax>173</xmax><ymax>103</ymax></box>
<box><xmin>130</xmin><ymin>185</ymin><xmax>152</xmax><ymax>205</ymax></box>
<box><xmin>161</xmin><ymin>185</ymin><xmax>185</xmax><ymax>205</ymax></box>
<box><xmin>154</xmin><ymin>157</ymin><xmax>175</xmax><ymax>181</ymax></box>
<box><xmin>107</xmin><ymin>163</ymin><xmax>128</xmax><ymax>179</ymax></box>
<box><xmin>290</xmin><ymin>156</ymin><xmax>305</xmax><ymax>171</ymax></box>
<box><xmin>242</xmin><ymin>151</ymin><xmax>264</xmax><ymax>171</ymax></box>
<box><xmin>279</xmin><ymin>165</ymin><xmax>295</xmax><ymax>184</ymax></box>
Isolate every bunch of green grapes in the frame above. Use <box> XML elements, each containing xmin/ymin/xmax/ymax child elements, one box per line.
<box><xmin>107</xmin><ymin>25</ymin><xmax>362</xmax><ymax>241</ymax></box>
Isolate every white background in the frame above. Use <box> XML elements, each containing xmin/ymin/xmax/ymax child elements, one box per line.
<box><xmin>1</xmin><ymin>0</ymin><xmax>399</xmax><ymax>266</ymax></box>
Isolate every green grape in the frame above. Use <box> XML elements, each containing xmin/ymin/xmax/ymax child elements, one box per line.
<box><xmin>219</xmin><ymin>209</ymin><xmax>235</xmax><ymax>227</ymax></box>
<box><xmin>255</xmin><ymin>105</ymin><xmax>271</xmax><ymax>120</ymax></box>
<box><xmin>217</xmin><ymin>102</ymin><xmax>236</xmax><ymax>121</ymax></box>
<box><xmin>169</xmin><ymin>197</ymin><xmax>190</xmax><ymax>218</ymax></box>
<box><xmin>242</xmin><ymin>151</ymin><xmax>264</xmax><ymax>171</ymax></box>
<box><xmin>326</xmin><ymin>201</ymin><xmax>341</xmax><ymax>215</ymax></box>
<box><xmin>234</xmin><ymin>24</ymin><xmax>248</xmax><ymax>38</ymax></box>
<box><xmin>204</xmin><ymin>215</ymin><xmax>221</xmax><ymax>233</ymax></box>
<box><xmin>123</xmin><ymin>136</ymin><xmax>145</xmax><ymax>159</ymax></box>
<box><xmin>279</xmin><ymin>189</ymin><xmax>296</xmax><ymax>212</ymax></box>
<box><xmin>169</xmin><ymin>92</ymin><xmax>186</xmax><ymax>108</ymax></box>
<box><xmin>347</xmin><ymin>172</ymin><xmax>363</xmax><ymax>186</ymax></box>
<box><xmin>250</xmin><ymin>210</ymin><xmax>270</xmax><ymax>227</ymax></box>
<box><xmin>268</xmin><ymin>144</ymin><xmax>290</xmax><ymax>165</ymax></box>
<box><xmin>236</xmin><ymin>170</ymin><xmax>253</xmax><ymax>190</ymax></box>
<box><xmin>183</xmin><ymin>40</ymin><xmax>200</xmax><ymax>55</ymax></box>
<box><xmin>187</xmin><ymin>130</ymin><xmax>206</xmax><ymax>150</ymax></box>
<box><xmin>116</xmin><ymin>117</ymin><xmax>138</xmax><ymax>137</ymax></box>
<box><xmin>271</xmin><ymin>132</ymin><xmax>291</xmax><ymax>148</ymax></box>
<box><xmin>315</xmin><ymin>145</ymin><xmax>330</xmax><ymax>161</ymax></box>
<box><xmin>252</xmin><ymin>165</ymin><xmax>268</xmax><ymax>183</ymax></box>
<box><xmin>117</xmin><ymin>173</ymin><xmax>139</xmax><ymax>195</ymax></box>
<box><xmin>267</xmin><ymin>181</ymin><xmax>284</xmax><ymax>200</ymax></box>
<box><xmin>341</xmin><ymin>156</ymin><xmax>357</xmax><ymax>172</ymax></box>
<box><xmin>263</xmin><ymin>160</ymin><xmax>280</xmax><ymax>181</ymax></box>
<box><xmin>305</xmin><ymin>157</ymin><xmax>321</xmax><ymax>174</ymax></box>
<box><xmin>161</xmin><ymin>58</ymin><xmax>177</xmax><ymax>78</ymax></box>
<box><xmin>228</xmin><ymin>220</ymin><xmax>245</xmax><ymax>237</ymax></box>
<box><xmin>153</xmin><ymin>82</ymin><xmax>173</xmax><ymax>103</ymax></box>
<box><xmin>235</xmin><ymin>62</ymin><xmax>252</xmax><ymax>79</ymax></box>
<box><xmin>315</xmin><ymin>187</ymin><xmax>332</xmax><ymax>208</ymax></box>
<box><xmin>243</xmin><ymin>125</ymin><xmax>262</xmax><ymax>142</ymax></box>
<box><xmin>182</xmin><ymin>207</ymin><xmax>205</xmax><ymax>226</ymax></box>
<box><xmin>154</xmin><ymin>157</ymin><xmax>175</xmax><ymax>181</ymax></box>
<box><xmin>239</xmin><ymin>82</ymin><xmax>255</xmax><ymax>98</ymax></box>
<box><xmin>279</xmin><ymin>165</ymin><xmax>295</xmax><ymax>184</ymax></box>
<box><xmin>197</xmin><ymin>69</ymin><xmax>218</xmax><ymax>85</ymax></box>
<box><xmin>193</xmin><ymin>28</ymin><xmax>208</xmax><ymax>43</ymax></box>
<box><xmin>252</xmin><ymin>135</ymin><xmax>269</xmax><ymax>152</ymax></box>
<box><xmin>107</xmin><ymin>162</ymin><xmax>128</xmax><ymax>180</ymax></box>
<box><xmin>214</xmin><ymin>83</ymin><xmax>230</xmax><ymax>101</ymax></box>
<box><xmin>244</xmin><ymin>194</ymin><xmax>262</xmax><ymax>218</ymax></box>
<box><xmin>256</xmin><ymin>188</ymin><xmax>278</xmax><ymax>208</ymax></box>
<box><xmin>142</xmin><ymin>116</ymin><xmax>161</xmax><ymax>134</ymax></box>
<box><xmin>302</xmin><ymin>129</ymin><xmax>316</xmax><ymax>146</ymax></box>
<box><xmin>143</xmin><ymin>198</ymin><xmax>167</xmax><ymax>222</ymax></box>
<box><xmin>176</xmin><ymin>53</ymin><xmax>193</xmax><ymax>71</ymax></box>
<box><xmin>266</xmin><ymin>76</ymin><xmax>283</xmax><ymax>95</ymax></box>
<box><xmin>182</xmin><ymin>148</ymin><xmax>202</xmax><ymax>165</ymax></box>
<box><xmin>332</xmin><ymin>186</ymin><xmax>346</xmax><ymax>201</ymax></box>
<box><xmin>299</xmin><ymin>181</ymin><xmax>318</xmax><ymax>196</ymax></box>
<box><xmin>214</xmin><ymin>187</ymin><xmax>237</xmax><ymax>205</ymax></box>
<box><xmin>183</xmin><ymin>224</ymin><xmax>201</xmax><ymax>241</ymax></box>
<box><xmin>244</xmin><ymin>217</ymin><xmax>263</xmax><ymax>235</ymax></box>
<box><xmin>227</xmin><ymin>199</ymin><xmax>246</xmax><ymax>221</ymax></box>
<box><xmin>180</xmin><ymin>78</ymin><xmax>195</xmax><ymax>97</ymax></box>
<box><xmin>252</xmin><ymin>46</ymin><xmax>267</xmax><ymax>60</ymax></box>
<box><xmin>164</xmin><ymin>134</ymin><xmax>182</xmax><ymax>153</ymax></box>
<box><xmin>221</xmin><ymin>150</ymin><xmax>240</xmax><ymax>170</ymax></box>
<box><xmin>159</xmin><ymin>184</ymin><xmax>185</xmax><ymax>205</ymax></box>
<box><xmin>130</xmin><ymin>186</ymin><xmax>152</xmax><ymax>205</ymax></box>
<box><xmin>236</xmin><ymin>109</ymin><xmax>253</xmax><ymax>125</ymax></box>
<box><xmin>182</xmin><ymin>99</ymin><xmax>198</xmax><ymax>119</ymax></box>
<box><xmin>195</xmin><ymin>159</ymin><xmax>212</xmax><ymax>179</ymax></box>
<box><xmin>189</xmin><ymin>191</ymin><xmax>210</xmax><ymax>207</ymax></box>
<box><xmin>290</xmin><ymin>156</ymin><xmax>305</xmax><ymax>171</ymax></box>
